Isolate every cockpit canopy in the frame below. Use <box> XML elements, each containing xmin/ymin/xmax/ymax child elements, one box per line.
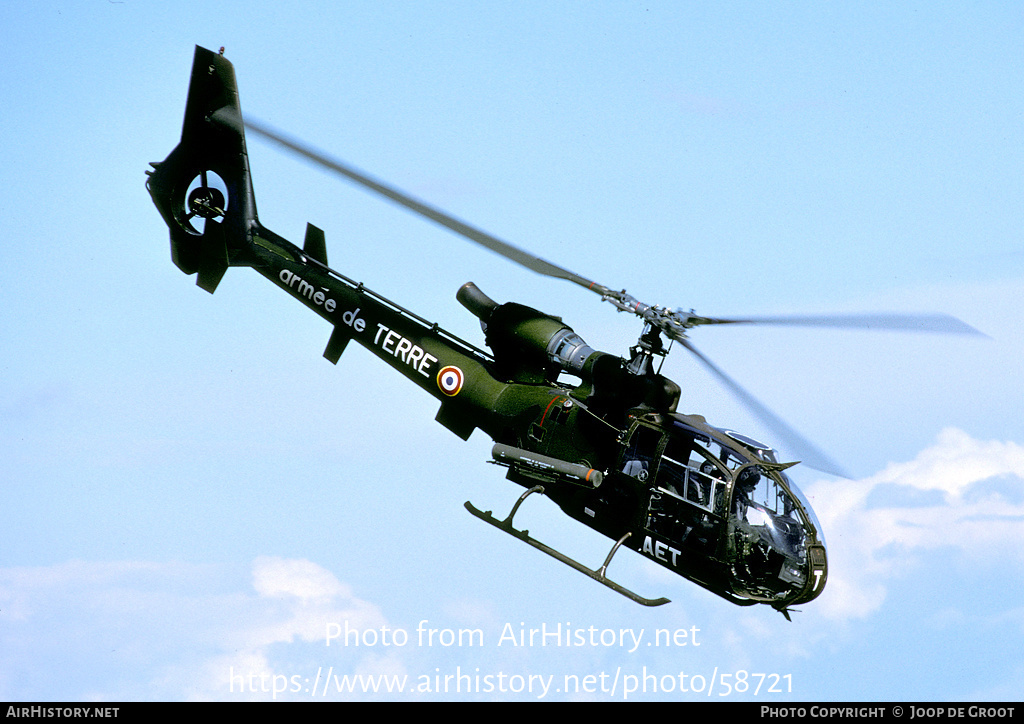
<box><xmin>619</xmin><ymin>413</ymin><xmax>827</xmax><ymax>606</ymax></box>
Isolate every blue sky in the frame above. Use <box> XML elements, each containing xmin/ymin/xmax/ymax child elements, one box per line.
<box><xmin>1</xmin><ymin>1</ymin><xmax>1022</xmax><ymax>702</ymax></box>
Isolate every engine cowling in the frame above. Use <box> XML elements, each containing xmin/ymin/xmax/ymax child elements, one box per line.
<box><xmin>457</xmin><ymin>282</ymin><xmax>599</xmax><ymax>383</ymax></box>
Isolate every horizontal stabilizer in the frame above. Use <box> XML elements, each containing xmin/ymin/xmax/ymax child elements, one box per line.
<box><xmin>324</xmin><ymin>326</ymin><xmax>350</xmax><ymax>364</ymax></box>
<box><xmin>304</xmin><ymin>223</ymin><xmax>328</xmax><ymax>266</ymax></box>
<box><xmin>436</xmin><ymin>404</ymin><xmax>474</xmax><ymax>440</ymax></box>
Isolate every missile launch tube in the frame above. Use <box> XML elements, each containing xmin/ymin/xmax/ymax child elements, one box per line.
<box><xmin>492</xmin><ymin>443</ymin><xmax>603</xmax><ymax>488</ymax></box>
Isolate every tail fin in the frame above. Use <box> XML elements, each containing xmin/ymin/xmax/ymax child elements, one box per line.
<box><xmin>147</xmin><ymin>46</ymin><xmax>259</xmax><ymax>293</ymax></box>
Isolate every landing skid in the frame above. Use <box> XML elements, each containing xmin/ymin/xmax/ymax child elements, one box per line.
<box><xmin>465</xmin><ymin>486</ymin><xmax>671</xmax><ymax>607</ymax></box>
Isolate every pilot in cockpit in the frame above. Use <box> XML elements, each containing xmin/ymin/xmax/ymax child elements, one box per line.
<box><xmin>733</xmin><ymin>467</ymin><xmax>760</xmax><ymax>517</ymax></box>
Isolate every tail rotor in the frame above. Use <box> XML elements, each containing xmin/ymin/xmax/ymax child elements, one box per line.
<box><xmin>182</xmin><ymin>169</ymin><xmax>229</xmax><ymax>235</ymax></box>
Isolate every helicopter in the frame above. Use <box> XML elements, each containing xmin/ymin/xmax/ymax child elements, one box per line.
<box><xmin>147</xmin><ymin>47</ymin><xmax>982</xmax><ymax>619</ymax></box>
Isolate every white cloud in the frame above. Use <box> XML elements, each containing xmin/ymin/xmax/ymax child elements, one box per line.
<box><xmin>0</xmin><ymin>556</ymin><xmax>403</xmax><ymax>701</ymax></box>
<box><xmin>165</xmin><ymin>557</ymin><xmax>404</xmax><ymax>701</ymax></box>
<box><xmin>227</xmin><ymin>556</ymin><xmax>386</xmax><ymax>650</ymax></box>
<box><xmin>252</xmin><ymin>556</ymin><xmax>351</xmax><ymax>601</ymax></box>
<box><xmin>806</xmin><ymin>428</ymin><xmax>1024</xmax><ymax>621</ymax></box>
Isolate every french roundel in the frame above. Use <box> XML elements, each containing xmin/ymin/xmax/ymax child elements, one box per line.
<box><xmin>437</xmin><ymin>365</ymin><xmax>465</xmax><ymax>397</ymax></box>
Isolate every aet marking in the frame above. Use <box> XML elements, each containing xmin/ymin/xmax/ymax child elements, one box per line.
<box><xmin>374</xmin><ymin>323</ymin><xmax>438</xmax><ymax>377</ymax></box>
<box><xmin>642</xmin><ymin>535</ymin><xmax>681</xmax><ymax>567</ymax></box>
<box><xmin>279</xmin><ymin>269</ymin><xmax>337</xmax><ymax>312</ymax></box>
<box><xmin>437</xmin><ymin>366</ymin><xmax>465</xmax><ymax>396</ymax></box>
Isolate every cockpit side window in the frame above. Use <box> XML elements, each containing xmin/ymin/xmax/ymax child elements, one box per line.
<box><xmin>622</xmin><ymin>420</ymin><xmax>745</xmax><ymax>521</ymax></box>
<box><xmin>620</xmin><ymin>424</ymin><xmax>665</xmax><ymax>484</ymax></box>
<box><xmin>678</xmin><ymin>424</ymin><xmax>745</xmax><ymax>472</ymax></box>
<box><xmin>641</xmin><ymin>431</ymin><xmax>731</xmax><ymax>554</ymax></box>
<box><xmin>659</xmin><ymin>436</ymin><xmax>728</xmax><ymax>515</ymax></box>
<box><xmin>737</xmin><ymin>467</ymin><xmax>796</xmax><ymax>517</ymax></box>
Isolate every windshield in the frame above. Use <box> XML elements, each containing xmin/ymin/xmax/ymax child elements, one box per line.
<box><xmin>782</xmin><ymin>471</ymin><xmax>825</xmax><ymax>546</ymax></box>
<box><xmin>729</xmin><ymin>464</ymin><xmax>818</xmax><ymax>600</ymax></box>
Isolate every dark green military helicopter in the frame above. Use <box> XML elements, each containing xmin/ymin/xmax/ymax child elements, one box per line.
<box><xmin>147</xmin><ymin>47</ymin><xmax>980</xmax><ymax>618</ymax></box>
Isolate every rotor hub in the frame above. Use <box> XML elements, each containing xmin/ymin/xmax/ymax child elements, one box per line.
<box><xmin>187</xmin><ymin>185</ymin><xmax>226</xmax><ymax>220</ymax></box>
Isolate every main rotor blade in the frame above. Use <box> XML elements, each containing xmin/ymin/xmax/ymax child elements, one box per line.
<box><xmin>245</xmin><ymin>119</ymin><xmax>984</xmax><ymax>343</ymax></box>
<box><xmin>245</xmin><ymin>118</ymin><xmax>610</xmax><ymax>295</ymax></box>
<box><xmin>679</xmin><ymin>338</ymin><xmax>848</xmax><ymax>478</ymax></box>
<box><xmin>684</xmin><ymin>312</ymin><xmax>985</xmax><ymax>336</ymax></box>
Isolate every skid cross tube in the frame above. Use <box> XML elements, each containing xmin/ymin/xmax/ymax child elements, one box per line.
<box><xmin>465</xmin><ymin>486</ymin><xmax>671</xmax><ymax>607</ymax></box>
